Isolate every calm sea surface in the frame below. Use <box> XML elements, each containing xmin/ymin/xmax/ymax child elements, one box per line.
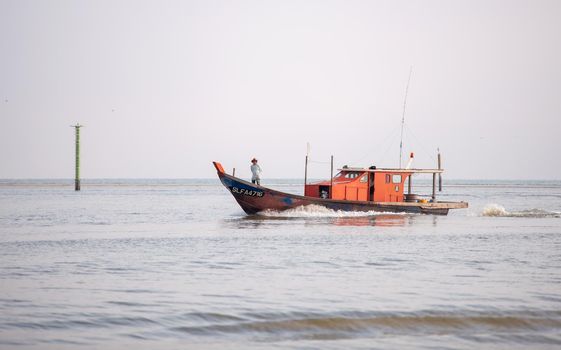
<box><xmin>1</xmin><ymin>179</ymin><xmax>560</xmax><ymax>349</ymax></box>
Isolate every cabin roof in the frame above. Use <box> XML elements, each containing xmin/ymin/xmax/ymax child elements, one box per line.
<box><xmin>339</xmin><ymin>167</ymin><xmax>444</xmax><ymax>174</ymax></box>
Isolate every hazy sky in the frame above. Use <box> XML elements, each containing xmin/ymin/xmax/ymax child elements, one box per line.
<box><xmin>1</xmin><ymin>0</ymin><xmax>560</xmax><ymax>180</ymax></box>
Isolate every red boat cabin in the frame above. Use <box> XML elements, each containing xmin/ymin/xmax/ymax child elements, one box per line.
<box><xmin>304</xmin><ymin>167</ymin><xmax>434</xmax><ymax>203</ymax></box>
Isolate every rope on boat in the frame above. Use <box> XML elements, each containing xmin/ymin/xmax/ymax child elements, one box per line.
<box><xmin>403</xmin><ymin>124</ymin><xmax>437</xmax><ymax>163</ymax></box>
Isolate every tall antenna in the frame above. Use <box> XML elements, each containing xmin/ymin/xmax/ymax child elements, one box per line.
<box><xmin>399</xmin><ymin>66</ymin><xmax>413</xmax><ymax>168</ymax></box>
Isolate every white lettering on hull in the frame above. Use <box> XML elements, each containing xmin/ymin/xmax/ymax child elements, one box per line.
<box><xmin>231</xmin><ymin>186</ymin><xmax>264</xmax><ymax>197</ymax></box>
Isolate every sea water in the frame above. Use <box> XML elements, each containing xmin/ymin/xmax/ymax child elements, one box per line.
<box><xmin>0</xmin><ymin>179</ymin><xmax>560</xmax><ymax>349</ymax></box>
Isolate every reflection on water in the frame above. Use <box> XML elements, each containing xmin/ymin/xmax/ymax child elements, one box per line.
<box><xmin>225</xmin><ymin>213</ymin><xmax>413</xmax><ymax>228</ymax></box>
<box><xmin>333</xmin><ymin>215</ymin><xmax>409</xmax><ymax>227</ymax></box>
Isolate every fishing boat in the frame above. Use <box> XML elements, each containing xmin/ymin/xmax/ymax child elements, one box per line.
<box><xmin>213</xmin><ymin>154</ymin><xmax>468</xmax><ymax>215</ymax></box>
<box><xmin>215</xmin><ymin>69</ymin><xmax>467</xmax><ymax>215</ymax></box>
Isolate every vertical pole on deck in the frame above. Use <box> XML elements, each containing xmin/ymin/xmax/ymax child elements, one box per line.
<box><xmin>304</xmin><ymin>142</ymin><xmax>310</xmax><ymax>195</ymax></box>
<box><xmin>437</xmin><ymin>151</ymin><xmax>442</xmax><ymax>192</ymax></box>
<box><xmin>408</xmin><ymin>174</ymin><xmax>412</xmax><ymax>195</ymax></box>
<box><xmin>304</xmin><ymin>156</ymin><xmax>308</xmax><ymax>188</ymax></box>
<box><xmin>432</xmin><ymin>172</ymin><xmax>436</xmax><ymax>202</ymax></box>
<box><xmin>232</xmin><ymin>168</ymin><xmax>236</xmax><ymax>177</ymax></box>
<box><xmin>72</xmin><ymin>124</ymin><xmax>82</xmax><ymax>191</ymax></box>
<box><xmin>330</xmin><ymin>155</ymin><xmax>334</xmax><ymax>199</ymax></box>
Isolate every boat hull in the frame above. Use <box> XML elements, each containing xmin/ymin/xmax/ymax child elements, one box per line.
<box><xmin>216</xmin><ymin>169</ymin><xmax>467</xmax><ymax>216</ymax></box>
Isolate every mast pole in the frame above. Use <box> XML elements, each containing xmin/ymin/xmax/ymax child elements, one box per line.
<box><xmin>330</xmin><ymin>155</ymin><xmax>334</xmax><ymax>199</ymax></box>
<box><xmin>399</xmin><ymin>66</ymin><xmax>413</xmax><ymax>168</ymax></box>
<box><xmin>304</xmin><ymin>156</ymin><xmax>308</xmax><ymax>191</ymax></box>
<box><xmin>438</xmin><ymin>149</ymin><xmax>442</xmax><ymax>192</ymax></box>
<box><xmin>304</xmin><ymin>142</ymin><xmax>310</xmax><ymax>194</ymax></box>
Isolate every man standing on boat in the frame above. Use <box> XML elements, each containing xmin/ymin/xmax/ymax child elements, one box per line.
<box><xmin>250</xmin><ymin>158</ymin><xmax>262</xmax><ymax>185</ymax></box>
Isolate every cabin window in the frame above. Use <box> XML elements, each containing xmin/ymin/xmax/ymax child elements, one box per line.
<box><xmin>392</xmin><ymin>175</ymin><xmax>402</xmax><ymax>184</ymax></box>
<box><xmin>360</xmin><ymin>174</ymin><xmax>368</xmax><ymax>183</ymax></box>
<box><xmin>385</xmin><ymin>174</ymin><xmax>391</xmax><ymax>183</ymax></box>
<box><xmin>336</xmin><ymin>171</ymin><xmax>361</xmax><ymax>179</ymax></box>
<box><xmin>344</xmin><ymin>172</ymin><xmax>360</xmax><ymax>179</ymax></box>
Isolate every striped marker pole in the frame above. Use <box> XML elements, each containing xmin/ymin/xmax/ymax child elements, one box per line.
<box><xmin>72</xmin><ymin>124</ymin><xmax>83</xmax><ymax>191</ymax></box>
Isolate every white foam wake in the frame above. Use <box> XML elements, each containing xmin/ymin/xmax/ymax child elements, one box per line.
<box><xmin>482</xmin><ymin>204</ymin><xmax>560</xmax><ymax>218</ymax></box>
<box><xmin>482</xmin><ymin>204</ymin><xmax>509</xmax><ymax>217</ymax></box>
<box><xmin>257</xmin><ymin>204</ymin><xmax>406</xmax><ymax>218</ymax></box>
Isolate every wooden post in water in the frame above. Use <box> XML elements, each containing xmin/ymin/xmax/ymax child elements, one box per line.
<box><xmin>71</xmin><ymin>124</ymin><xmax>83</xmax><ymax>191</ymax></box>
<box><xmin>330</xmin><ymin>155</ymin><xmax>334</xmax><ymax>199</ymax></box>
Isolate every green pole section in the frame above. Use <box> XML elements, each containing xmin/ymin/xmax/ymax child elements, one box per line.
<box><xmin>73</xmin><ymin>124</ymin><xmax>82</xmax><ymax>191</ymax></box>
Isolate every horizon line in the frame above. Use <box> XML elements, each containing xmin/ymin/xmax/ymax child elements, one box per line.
<box><xmin>1</xmin><ymin>177</ymin><xmax>560</xmax><ymax>182</ymax></box>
